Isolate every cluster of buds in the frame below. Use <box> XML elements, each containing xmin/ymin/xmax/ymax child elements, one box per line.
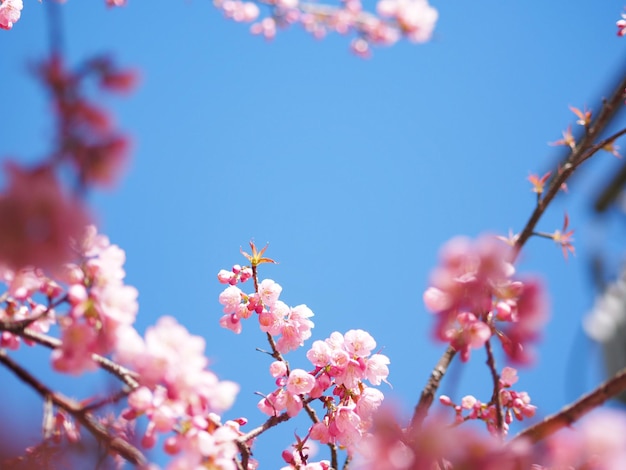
<box><xmin>439</xmin><ymin>367</ymin><xmax>536</xmax><ymax>435</ymax></box>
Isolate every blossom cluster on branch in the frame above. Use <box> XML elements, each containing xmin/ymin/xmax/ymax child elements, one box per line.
<box><xmin>5</xmin><ymin>2</ymin><xmax>626</xmax><ymax>470</ymax></box>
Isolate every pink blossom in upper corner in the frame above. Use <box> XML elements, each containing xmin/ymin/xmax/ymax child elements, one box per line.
<box><xmin>215</xmin><ymin>0</ymin><xmax>260</xmax><ymax>23</ymax></box>
<box><xmin>617</xmin><ymin>12</ymin><xmax>626</xmax><ymax>36</ymax></box>
<box><xmin>106</xmin><ymin>0</ymin><xmax>127</xmax><ymax>6</ymax></box>
<box><xmin>0</xmin><ymin>162</ymin><xmax>90</xmax><ymax>272</ymax></box>
<box><xmin>0</xmin><ymin>0</ymin><xmax>22</xmax><ymax>30</ymax></box>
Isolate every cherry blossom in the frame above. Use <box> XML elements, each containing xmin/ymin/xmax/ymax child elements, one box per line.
<box><xmin>424</xmin><ymin>235</ymin><xmax>549</xmax><ymax>364</ymax></box>
<box><xmin>0</xmin><ymin>0</ymin><xmax>22</xmax><ymax>30</ymax></box>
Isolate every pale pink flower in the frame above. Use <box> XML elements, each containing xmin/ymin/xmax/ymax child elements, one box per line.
<box><xmin>344</xmin><ymin>329</ymin><xmax>377</xmax><ymax>357</ymax></box>
<box><xmin>251</xmin><ymin>17</ymin><xmax>277</xmax><ymax>39</ymax></box>
<box><xmin>219</xmin><ymin>285</ymin><xmax>243</xmax><ymax>313</ymax></box>
<box><xmin>274</xmin><ymin>304</ymin><xmax>315</xmax><ymax>353</ymax></box>
<box><xmin>306</xmin><ymin>339</ymin><xmax>332</xmax><ymax>366</ymax></box>
<box><xmin>220</xmin><ymin>313</ymin><xmax>243</xmax><ymax>333</ymax></box>
<box><xmin>364</xmin><ymin>353</ymin><xmax>390</xmax><ymax>385</ymax></box>
<box><xmin>333</xmin><ymin>405</ymin><xmax>362</xmax><ymax>446</ymax></box>
<box><xmin>0</xmin><ymin>0</ymin><xmax>22</xmax><ymax>30</ymax></box>
<box><xmin>286</xmin><ymin>369</ymin><xmax>316</xmax><ymax>395</ymax></box>
<box><xmin>51</xmin><ymin>322</ymin><xmax>99</xmax><ymax>374</ymax></box>
<box><xmin>258</xmin><ymin>278</ymin><xmax>282</xmax><ymax>307</ymax></box>
<box><xmin>269</xmin><ymin>360</ymin><xmax>287</xmax><ymax>378</ymax></box>
<box><xmin>354</xmin><ymin>387</ymin><xmax>384</xmax><ymax>424</ymax></box>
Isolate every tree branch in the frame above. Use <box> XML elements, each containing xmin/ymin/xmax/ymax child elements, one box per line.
<box><xmin>514</xmin><ymin>76</ymin><xmax>626</xmax><ymax>257</ymax></box>
<box><xmin>410</xmin><ymin>346</ymin><xmax>457</xmax><ymax>429</ymax></box>
<box><xmin>0</xmin><ymin>349</ymin><xmax>146</xmax><ymax>466</ymax></box>
<box><xmin>511</xmin><ymin>365</ymin><xmax>626</xmax><ymax>445</ymax></box>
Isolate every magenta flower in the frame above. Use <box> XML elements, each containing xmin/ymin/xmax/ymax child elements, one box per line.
<box><xmin>424</xmin><ymin>235</ymin><xmax>549</xmax><ymax>364</ymax></box>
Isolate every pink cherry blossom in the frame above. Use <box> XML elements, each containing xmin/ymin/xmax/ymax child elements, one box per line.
<box><xmin>424</xmin><ymin>235</ymin><xmax>548</xmax><ymax>364</ymax></box>
<box><xmin>0</xmin><ymin>0</ymin><xmax>22</xmax><ymax>30</ymax></box>
<box><xmin>219</xmin><ymin>285</ymin><xmax>244</xmax><ymax>313</ymax></box>
<box><xmin>286</xmin><ymin>369</ymin><xmax>316</xmax><ymax>395</ymax></box>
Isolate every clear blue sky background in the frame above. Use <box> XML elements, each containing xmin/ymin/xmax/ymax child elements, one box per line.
<box><xmin>2</xmin><ymin>1</ymin><xmax>626</xmax><ymax>468</ymax></box>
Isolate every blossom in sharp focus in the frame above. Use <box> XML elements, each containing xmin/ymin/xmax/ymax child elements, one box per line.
<box><xmin>0</xmin><ymin>0</ymin><xmax>22</xmax><ymax>30</ymax></box>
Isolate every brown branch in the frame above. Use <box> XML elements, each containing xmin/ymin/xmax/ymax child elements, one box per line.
<box><xmin>0</xmin><ymin>349</ymin><xmax>146</xmax><ymax>466</ymax></box>
<box><xmin>514</xmin><ymin>76</ymin><xmax>626</xmax><ymax>257</ymax></box>
<box><xmin>511</xmin><ymin>365</ymin><xmax>626</xmax><ymax>445</ymax></box>
<box><xmin>19</xmin><ymin>328</ymin><xmax>140</xmax><ymax>390</ymax></box>
<box><xmin>484</xmin><ymin>339</ymin><xmax>504</xmax><ymax>436</ymax></box>
<box><xmin>410</xmin><ymin>346</ymin><xmax>457</xmax><ymax>429</ymax></box>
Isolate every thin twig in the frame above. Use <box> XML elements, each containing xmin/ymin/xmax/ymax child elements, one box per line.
<box><xmin>511</xmin><ymin>365</ymin><xmax>626</xmax><ymax>445</ymax></box>
<box><xmin>484</xmin><ymin>338</ymin><xmax>504</xmax><ymax>436</ymax></box>
<box><xmin>19</xmin><ymin>328</ymin><xmax>140</xmax><ymax>390</ymax></box>
<box><xmin>410</xmin><ymin>346</ymin><xmax>457</xmax><ymax>429</ymax></box>
<box><xmin>514</xmin><ymin>75</ymin><xmax>626</xmax><ymax>257</ymax></box>
<box><xmin>0</xmin><ymin>350</ymin><xmax>146</xmax><ymax>466</ymax></box>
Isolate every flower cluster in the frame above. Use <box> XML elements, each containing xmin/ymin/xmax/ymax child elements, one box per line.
<box><xmin>1</xmin><ymin>0</ymin><xmax>126</xmax><ymax>31</ymax></box>
<box><xmin>217</xmin><ymin>247</ymin><xmax>389</xmax><ymax>464</ymax></box>
<box><xmin>0</xmin><ymin>225</ymin><xmax>137</xmax><ymax>374</ymax></box>
<box><xmin>213</xmin><ymin>0</ymin><xmax>437</xmax><ymax>57</ymax></box>
<box><xmin>358</xmin><ymin>410</ymin><xmax>533</xmax><ymax>470</ymax></box>
<box><xmin>257</xmin><ymin>329</ymin><xmax>389</xmax><ymax>452</ymax></box>
<box><xmin>51</xmin><ymin>226</ymin><xmax>139</xmax><ymax>373</ymax></box>
<box><xmin>423</xmin><ymin>235</ymin><xmax>549</xmax><ymax>363</ymax></box>
<box><xmin>116</xmin><ymin>317</ymin><xmax>245</xmax><ymax>470</ymax></box>
<box><xmin>303</xmin><ymin>329</ymin><xmax>389</xmax><ymax>449</ymax></box>
<box><xmin>439</xmin><ymin>367</ymin><xmax>536</xmax><ymax>435</ymax></box>
<box><xmin>218</xmin><ymin>277</ymin><xmax>315</xmax><ymax>353</ymax></box>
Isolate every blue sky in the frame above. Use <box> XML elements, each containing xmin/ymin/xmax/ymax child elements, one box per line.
<box><xmin>2</xmin><ymin>0</ymin><xmax>626</xmax><ymax>467</ymax></box>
